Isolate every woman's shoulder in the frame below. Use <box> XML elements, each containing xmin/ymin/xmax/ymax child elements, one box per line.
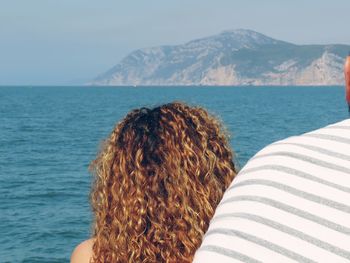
<box><xmin>71</xmin><ymin>238</ymin><xmax>94</xmax><ymax>263</ymax></box>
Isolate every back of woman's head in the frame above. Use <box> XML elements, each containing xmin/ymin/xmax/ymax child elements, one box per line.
<box><xmin>89</xmin><ymin>101</ymin><xmax>237</xmax><ymax>262</ymax></box>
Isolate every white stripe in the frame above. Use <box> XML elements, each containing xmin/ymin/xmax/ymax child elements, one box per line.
<box><xmin>310</xmin><ymin>128</ymin><xmax>350</xmax><ymax>138</ymax></box>
<box><xmin>230</xmin><ymin>170</ymin><xmax>350</xmax><ymax>207</ymax></box>
<box><xmin>218</xmin><ymin>196</ymin><xmax>350</xmax><ymax>235</ymax></box>
<box><xmin>303</xmin><ymin>133</ymin><xmax>350</xmax><ymax>145</ymax></box>
<box><xmin>238</xmin><ymin>165</ymin><xmax>350</xmax><ymax>193</ymax></box>
<box><xmin>283</xmin><ymin>136</ymin><xmax>350</xmax><ymax>156</ymax></box>
<box><xmin>242</xmin><ymin>155</ymin><xmax>350</xmax><ymax>187</ymax></box>
<box><xmin>220</xmin><ymin>188</ymin><xmax>350</xmax><ymax>229</ymax></box>
<box><xmin>194</xmin><ymin>250</ymin><xmax>256</xmax><ymax>263</ymax></box>
<box><xmin>206</xmin><ymin>220</ymin><xmax>348</xmax><ymax>262</ymax></box>
<box><xmin>263</xmin><ymin>144</ymin><xmax>350</xmax><ymax>167</ymax></box>
<box><xmin>253</xmin><ymin>152</ymin><xmax>350</xmax><ymax>174</ymax></box>
<box><xmin>200</xmin><ymin>227</ymin><xmax>305</xmax><ymax>263</ymax></box>
<box><xmin>212</xmin><ymin>203</ymin><xmax>350</xmax><ymax>251</ymax></box>
<box><xmin>270</xmin><ymin>142</ymin><xmax>350</xmax><ymax>162</ymax></box>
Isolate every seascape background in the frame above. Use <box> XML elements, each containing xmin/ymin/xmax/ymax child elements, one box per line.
<box><xmin>0</xmin><ymin>86</ymin><xmax>348</xmax><ymax>262</ymax></box>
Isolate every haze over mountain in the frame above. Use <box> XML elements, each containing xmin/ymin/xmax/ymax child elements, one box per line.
<box><xmin>91</xmin><ymin>29</ymin><xmax>349</xmax><ymax>86</ymax></box>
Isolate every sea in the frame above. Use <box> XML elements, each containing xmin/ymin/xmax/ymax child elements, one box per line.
<box><xmin>0</xmin><ymin>86</ymin><xmax>348</xmax><ymax>262</ymax></box>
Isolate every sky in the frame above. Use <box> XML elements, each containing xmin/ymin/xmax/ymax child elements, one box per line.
<box><xmin>1</xmin><ymin>0</ymin><xmax>350</xmax><ymax>85</ymax></box>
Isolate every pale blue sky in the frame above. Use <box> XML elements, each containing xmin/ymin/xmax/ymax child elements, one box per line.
<box><xmin>1</xmin><ymin>0</ymin><xmax>350</xmax><ymax>85</ymax></box>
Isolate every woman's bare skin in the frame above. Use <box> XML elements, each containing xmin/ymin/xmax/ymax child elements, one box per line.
<box><xmin>70</xmin><ymin>238</ymin><xmax>94</xmax><ymax>263</ymax></box>
<box><xmin>344</xmin><ymin>54</ymin><xmax>350</xmax><ymax>111</ymax></box>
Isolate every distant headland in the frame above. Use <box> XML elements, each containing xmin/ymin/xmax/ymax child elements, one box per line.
<box><xmin>90</xmin><ymin>29</ymin><xmax>349</xmax><ymax>86</ymax></box>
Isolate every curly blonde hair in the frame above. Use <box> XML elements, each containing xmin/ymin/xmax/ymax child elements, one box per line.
<box><xmin>89</xmin><ymin>101</ymin><xmax>237</xmax><ymax>262</ymax></box>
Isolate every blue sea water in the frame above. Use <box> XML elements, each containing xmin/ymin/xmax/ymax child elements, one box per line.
<box><xmin>0</xmin><ymin>86</ymin><xmax>348</xmax><ymax>262</ymax></box>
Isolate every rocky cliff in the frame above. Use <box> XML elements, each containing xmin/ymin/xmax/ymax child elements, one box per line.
<box><xmin>91</xmin><ymin>29</ymin><xmax>349</xmax><ymax>86</ymax></box>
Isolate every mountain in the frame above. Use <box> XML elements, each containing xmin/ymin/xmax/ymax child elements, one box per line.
<box><xmin>90</xmin><ymin>29</ymin><xmax>350</xmax><ymax>86</ymax></box>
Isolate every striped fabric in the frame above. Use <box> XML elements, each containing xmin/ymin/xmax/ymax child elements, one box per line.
<box><xmin>193</xmin><ymin>119</ymin><xmax>350</xmax><ymax>263</ymax></box>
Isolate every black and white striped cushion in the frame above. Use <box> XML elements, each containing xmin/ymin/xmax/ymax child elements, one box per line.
<box><xmin>194</xmin><ymin>119</ymin><xmax>350</xmax><ymax>263</ymax></box>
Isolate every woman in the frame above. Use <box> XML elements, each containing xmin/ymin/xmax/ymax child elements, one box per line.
<box><xmin>71</xmin><ymin>102</ymin><xmax>237</xmax><ymax>262</ymax></box>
